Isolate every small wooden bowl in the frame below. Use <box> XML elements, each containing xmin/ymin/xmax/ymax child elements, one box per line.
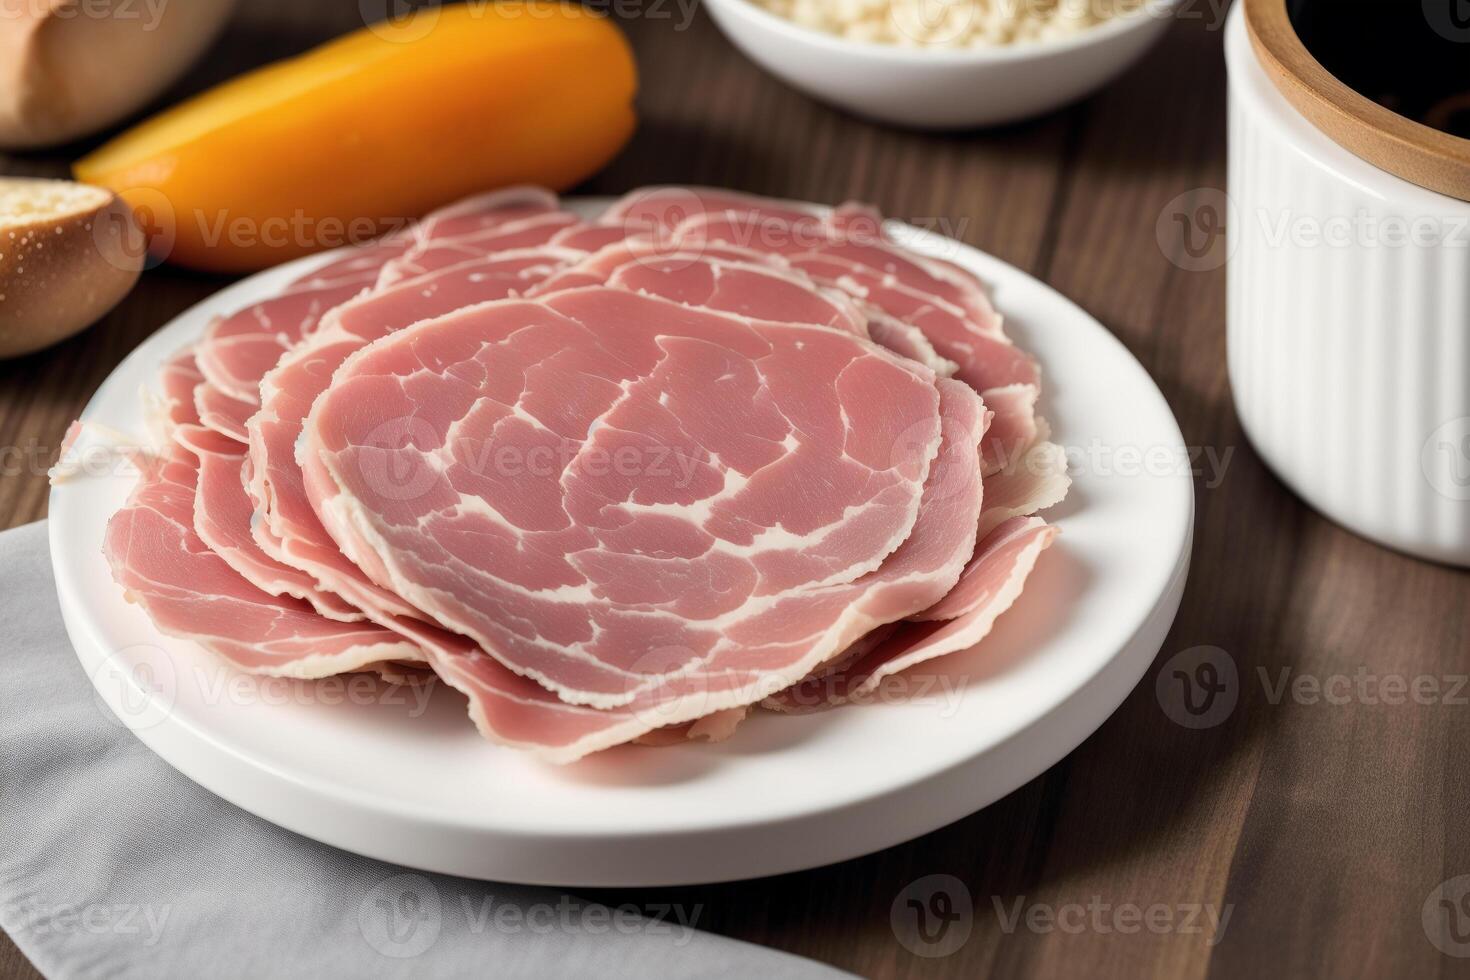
<box><xmin>1244</xmin><ymin>0</ymin><xmax>1470</xmax><ymax>202</ymax></box>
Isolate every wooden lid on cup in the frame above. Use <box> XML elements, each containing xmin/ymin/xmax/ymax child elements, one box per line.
<box><xmin>1245</xmin><ymin>0</ymin><xmax>1470</xmax><ymax>202</ymax></box>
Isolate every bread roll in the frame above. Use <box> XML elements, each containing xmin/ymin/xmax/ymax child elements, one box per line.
<box><xmin>0</xmin><ymin>0</ymin><xmax>237</xmax><ymax>148</ymax></box>
<box><xmin>0</xmin><ymin>178</ymin><xmax>143</xmax><ymax>359</ymax></box>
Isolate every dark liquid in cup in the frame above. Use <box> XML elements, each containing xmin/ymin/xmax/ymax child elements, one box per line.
<box><xmin>1288</xmin><ymin>0</ymin><xmax>1470</xmax><ymax>139</ymax></box>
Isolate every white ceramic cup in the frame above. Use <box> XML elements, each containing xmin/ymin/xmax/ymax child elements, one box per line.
<box><xmin>1225</xmin><ymin>3</ymin><xmax>1470</xmax><ymax>565</ymax></box>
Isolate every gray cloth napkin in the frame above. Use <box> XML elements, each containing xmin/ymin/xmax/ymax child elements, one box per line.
<box><xmin>0</xmin><ymin>521</ymin><xmax>850</xmax><ymax>980</ymax></box>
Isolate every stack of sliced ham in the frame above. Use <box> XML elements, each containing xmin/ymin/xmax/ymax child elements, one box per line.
<box><xmin>84</xmin><ymin>186</ymin><xmax>1069</xmax><ymax>763</ymax></box>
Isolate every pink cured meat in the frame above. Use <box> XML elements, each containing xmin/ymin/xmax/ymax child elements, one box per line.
<box><xmin>87</xmin><ymin>185</ymin><xmax>1065</xmax><ymax>762</ymax></box>
<box><xmin>103</xmin><ymin>443</ymin><xmax>420</xmax><ymax>676</ymax></box>
<box><xmin>143</xmin><ymin>348</ymin><xmax>207</xmax><ymax>443</ymax></box>
<box><xmin>760</xmin><ymin>624</ymin><xmax>898</xmax><ymax>714</ymax></box>
<box><xmin>780</xmin><ymin>251</ymin><xmax>1038</xmax><ymax>468</ymax></box>
<box><xmin>913</xmin><ymin>516</ymin><xmax>1054</xmax><ymax>622</ymax></box>
<box><xmin>150</xmin><ymin>348</ymin><xmax>205</xmax><ymax>433</ymax></box>
<box><xmin>246</xmin><ymin>248</ymin><xmax>582</xmax><ymax>619</ymax></box>
<box><xmin>761</xmin><ymin>423</ymin><xmax>1063</xmax><ymax>717</ymax></box>
<box><xmin>539</xmin><ymin>250</ymin><xmax>869</xmax><ymax>337</ymax></box>
<box><xmin>592</xmin><ymin>194</ymin><xmax>1064</xmax><ymax>723</ymax></box>
<box><xmin>194</xmin><ymin>189</ymin><xmax>564</xmax><ymax>411</ymax></box>
<box><xmin>378</xmin><ymin>212</ymin><xmax>580</xmax><ymax>287</ymax></box>
<box><xmin>864</xmin><ymin>312</ymin><xmax>955</xmax><ymax>377</ymax></box>
<box><xmin>973</xmin><ymin>423</ymin><xmax>1070</xmax><ymax>540</ymax></box>
<box><xmin>173</xmin><ymin>424</ymin><xmax>363</xmax><ymax>621</ymax></box>
<box><xmin>782</xmin><ymin>253</ymin><xmax>1034</xmax><ymax>390</ymax></box>
<box><xmin>670</xmin><ymin>209</ymin><xmax>1045</xmax><ymax>470</ymax></box>
<box><xmin>592</xmin><ymin>198</ymin><xmax>1063</xmax><ymax>722</ymax></box>
<box><xmin>195</xmin><ymin>271</ymin><xmax>381</xmax><ymax>404</ymax></box>
<box><xmin>564</xmin><ymin>238</ymin><xmax>787</xmax><ymax>276</ymax></box>
<box><xmin>302</xmin><ymin>286</ymin><xmax>966</xmax><ymax>710</ymax></box>
<box><xmin>605</xmin><ymin>256</ymin><xmax>869</xmax><ymax>336</ymax></box>
<box><xmin>676</xmin><ymin>209</ymin><xmax>1004</xmax><ymax>335</ymax></box>
<box><xmin>243</xmin><ymin>190</ymin><xmax>585</xmax><ymax>616</ymax></box>
<box><xmin>536</xmin><ymin>241</ymin><xmax>950</xmax><ymax>378</ymax></box>
<box><xmin>194</xmin><ymin>382</ymin><xmax>255</xmax><ymax>443</ymax></box>
<box><xmin>387</xmin><ymin>374</ymin><xmax>986</xmax><ymax>761</ymax></box>
<box><xmin>601</xmin><ymin>186</ymin><xmax>823</xmax><ymax>237</ymax></box>
<box><xmin>126</xmin><ymin>193</ymin><xmax>585</xmax><ymax>678</ymax></box>
<box><xmin>548</xmin><ymin>223</ymin><xmax>641</xmax><ymax>252</ymax></box>
<box><xmin>189</xmin><ymin>205</ymin><xmax>546</xmax><ymax>417</ymax></box>
<box><xmin>826</xmin><ymin>517</ymin><xmax>1056</xmax><ymax>701</ymax></box>
<box><xmin>414</xmin><ymin>186</ymin><xmax>561</xmax><ymax>242</ymax></box>
<box><xmin>294</xmin><ymin>235</ymin><xmax>417</xmax><ymax>285</ymax></box>
<box><xmin>528</xmin><ymin>238</ymin><xmax>783</xmax><ymax>296</ymax></box>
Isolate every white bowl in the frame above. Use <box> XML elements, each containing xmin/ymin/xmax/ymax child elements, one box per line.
<box><xmin>701</xmin><ymin>0</ymin><xmax>1182</xmax><ymax>129</ymax></box>
<box><xmin>1225</xmin><ymin>3</ymin><xmax>1470</xmax><ymax>565</ymax></box>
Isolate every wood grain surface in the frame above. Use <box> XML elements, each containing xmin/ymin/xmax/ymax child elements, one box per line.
<box><xmin>3</xmin><ymin>3</ymin><xmax>1468</xmax><ymax>978</ymax></box>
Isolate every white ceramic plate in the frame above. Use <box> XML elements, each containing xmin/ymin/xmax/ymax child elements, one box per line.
<box><xmin>51</xmin><ymin>198</ymin><xmax>1193</xmax><ymax>887</ymax></box>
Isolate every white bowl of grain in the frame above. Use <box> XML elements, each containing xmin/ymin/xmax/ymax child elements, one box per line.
<box><xmin>702</xmin><ymin>0</ymin><xmax>1182</xmax><ymax>128</ymax></box>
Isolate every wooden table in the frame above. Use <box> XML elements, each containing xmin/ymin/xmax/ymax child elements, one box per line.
<box><xmin>3</xmin><ymin>4</ymin><xmax>1467</xmax><ymax>978</ymax></box>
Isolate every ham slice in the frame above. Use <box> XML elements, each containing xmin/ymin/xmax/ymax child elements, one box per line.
<box><xmin>538</xmin><ymin>248</ymin><xmax>869</xmax><ymax>336</ymax></box>
<box><xmin>192</xmin><ymin>191</ymin><xmax>561</xmax><ymax>413</ymax></box>
<box><xmin>247</xmin><ymin>247</ymin><xmax>580</xmax><ymax>620</ymax></box>
<box><xmin>832</xmin><ymin>518</ymin><xmax>1056</xmax><ymax>700</ymax></box>
<box><xmin>193</xmin><ymin>382</ymin><xmax>254</xmax><ymax>442</ymax></box>
<box><xmin>865</xmin><ymin>312</ymin><xmax>957</xmax><ymax>377</ymax></box>
<box><xmin>141</xmin><ymin>347</ymin><xmax>206</xmax><ymax>442</ymax></box>
<box><xmin>174</xmin><ymin>424</ymin><xmax>363</xmax><ymax>622</ymax></box>
<box><xmin>375</xmin><ymin>373</ymin><xmax>986</xmax><ymax>761</ymax></box>
<box><xmin>242</xmin><ymin>190</ymin><xmax>586</xmax><ymax>626</ymax></box>
<box><xmin>676</xmin><ymin>209</ymin><xmax>1003</xmax><ymax>333</ymax></box>
<box><xmin>194</xmin><ymin>273</ymin><xmax>381</xmax><ymax>405</ymax></box>
<box><xmin>781</xmin><ymin>252</ymin><xmax>1034</xmax><ymax>389</ymax></box>
<box><xmin>302</xmin><ymin>287</ymin><xmax>973</xmax><ymax>713</ymax></box>
<box><xmin>671</xmin><ymin>208</ymin><xmax>1043</xmax><ymax>471</ymax></box>
<box><xmin>415</xmin><ymin>187</ymin><xmax>562</xmax><ymax>242</ymax></box>
<box><xmin>765</xmin><ymin>517</ymin><xmax>1054</xmax><ymax>710</ymax></box>
<box><xmin>378</xmin><ymin>211</ymin><xmax>580</xmax><ymax>287</ymax></box>
<box><xmin>600</xmin><ymin>185</ymin><xmax>824</xmax><ymax>237</ymax></box>
<box><xmin>101</xmin><ymin>193</ymin><xmax>589</xmax><ymax>685</ymax></box>
<box><xmin>103</xmin><ymin>444</ymin><xmax>421</xmax><ymax>677</ymax></box>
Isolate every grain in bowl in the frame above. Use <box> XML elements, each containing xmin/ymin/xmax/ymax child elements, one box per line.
<box><xmin>749</xmin><ymin>0</ymin><xmax>1149</xmax><ymax>48</ymax></box>
<box><xmin>701</xmin><ymin>0</ymin><xmax>1180</xmax><ymax>128</ymax></box>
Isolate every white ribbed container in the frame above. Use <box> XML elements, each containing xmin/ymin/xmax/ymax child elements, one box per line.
<box><xmin>1225</xmin><ymin>7</ymin><xmax>1470</xmax><ymax>566</ymax></box>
